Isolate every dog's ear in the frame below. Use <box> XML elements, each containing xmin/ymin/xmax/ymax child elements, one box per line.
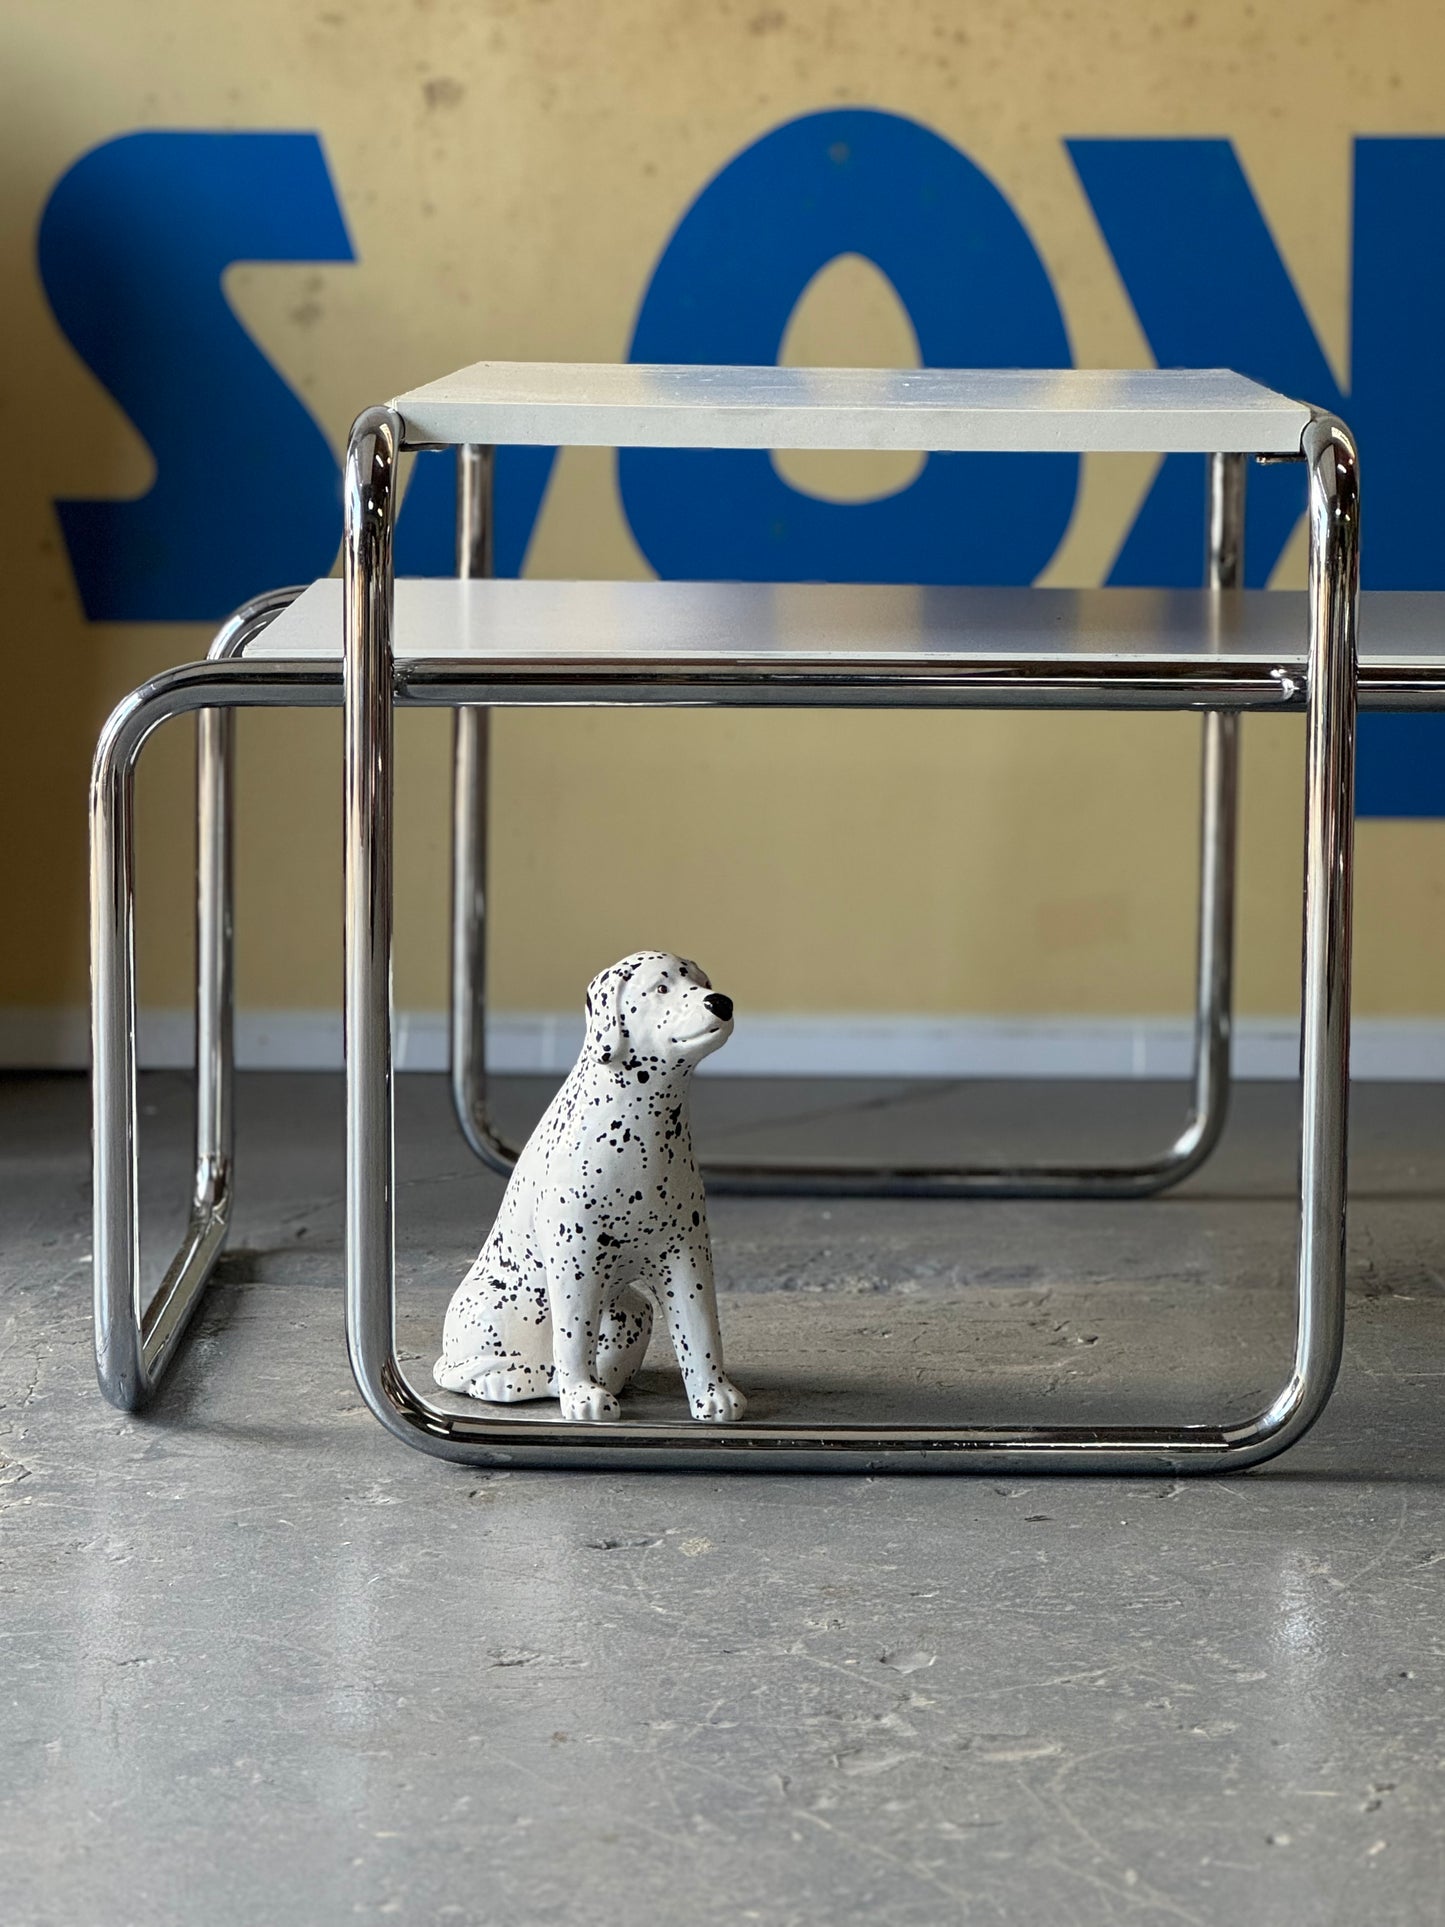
<box><xmin>584</xmin><ymin>964</ymin><xmax>629</xmax><ymax>1064</ymax></box>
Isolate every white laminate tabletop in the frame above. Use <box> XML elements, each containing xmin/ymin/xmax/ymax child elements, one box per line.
<box><xmin>388</xmin><ymin>363</ymin><xmax>1313</xmax><ymax>455</ymax></box>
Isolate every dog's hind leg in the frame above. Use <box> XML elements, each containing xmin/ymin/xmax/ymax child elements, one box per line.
<box><xmin>436</xmin><ymin>1357</ymin><xmax>556</xmax><ymax>1402</ymax></box>
<box><xmin>433</xmin><ymin>1254</ymin><xmax>555</xmax><ymax>1402</ymax></box>
<box><xmin>595</xmin><ymin>1286</ymin><xmax>653</xmax><ymax>1395</ymax></box>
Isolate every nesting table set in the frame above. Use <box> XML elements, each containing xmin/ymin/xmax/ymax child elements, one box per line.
<box><xmin>88</xmin><ymin>362</ymin><xmax>1445</xmax><ymax>1473</ymax></box>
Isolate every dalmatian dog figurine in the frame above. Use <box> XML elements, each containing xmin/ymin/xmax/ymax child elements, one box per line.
<box><xmin>434</xmin><ymin>951</ymin><xmax>746</xmax><ymax>1424</ymax></box>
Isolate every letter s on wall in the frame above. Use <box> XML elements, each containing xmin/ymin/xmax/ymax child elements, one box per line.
<box><xmin>38</xmin><ymin>130</ymin><xmax>354</xmax><ymax>621</ymax></box>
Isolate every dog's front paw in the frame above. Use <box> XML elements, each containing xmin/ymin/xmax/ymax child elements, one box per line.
<box><xmin>689</xmin><ymin>1375</ymin><xmax>747</xmax><ymax>1424</ymax></box>
<box><xmin>558</xmin><ymin>1377</ymin><xmax>622</xmax><ymax>1423</ymax></box>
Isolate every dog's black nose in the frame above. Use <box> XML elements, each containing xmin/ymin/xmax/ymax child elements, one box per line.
<box><xmin>704</xmin><ymin>992</ymin><xmax>734</xmax><ymax>1022</ymax></box>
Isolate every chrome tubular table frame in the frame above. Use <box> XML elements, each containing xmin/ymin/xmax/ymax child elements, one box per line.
<box><xmin>448</xmin><ymin>446</ymin><xmax>1248</xmax><ymax>1201</ymax></box>
<box><xmin>335</xmin><ymin>399</ymin><xmax>1356</xmax><ymax>1473</ymax></box>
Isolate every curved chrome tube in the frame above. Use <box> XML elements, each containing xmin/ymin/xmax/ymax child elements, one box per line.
<box><xmin>342</xmin><ymin>408</ymin><xmax>405</xmax><ymax>1442</ymax></box>
<box><xmin>1260</xmin><ymin>413</ymin><xmax>1359</xmax><ymax>1449</ymax></box>
<box><xmin>446</xmin><ymin>453</ymin><xmax>1247</xmax><ymax>1197</ymax></box>
<box><xmin>332</xmin><ymin>412</ymin><xmax>1359</xmax><ymax>1473</ymax></box>
<box><xmin>448</xmin><ymin>446</ymin><xmax>515</xmax><ymax>1173</ymax></box>
<box><xmin>91</xmin><ymin>586</ymin><xmax>303</xmax><ymax>1410</ymax></box>
<box><xmin>1171</xmin><ymin>451</ymin><xmax>1246</xmax><ymax>1171</ymax></box>
<box><xmin>194</xmin><ymin>589</ymin><xmax>307</xmax><ymax>1250</ymax></box>
<box><xmin>88</xmin><ymin>652</ymin><xmax>1311</xmax><ymax>725</ymax></box>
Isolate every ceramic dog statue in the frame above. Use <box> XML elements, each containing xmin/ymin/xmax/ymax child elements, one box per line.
<box><xmin>434</xmin><ymin>951</ymin><xmax>746</xmax><ymax>1423</ymax></box>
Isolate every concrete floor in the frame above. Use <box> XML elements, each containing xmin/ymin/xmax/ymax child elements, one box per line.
<box><xmin>2</xmin><ymin>1068</ymin><xmax>1444</xmax><ymax>1926</ymax></box>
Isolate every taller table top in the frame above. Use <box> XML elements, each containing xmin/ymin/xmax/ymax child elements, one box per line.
<box><xmin>389</xmin><ymin>363</ymin><xmax>1314</xmax><ymax>456</ymax></box>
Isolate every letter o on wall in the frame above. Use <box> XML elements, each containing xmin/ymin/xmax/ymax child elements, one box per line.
<box><xmin>621</xmin><ymin>108</ymin><xmax>1077</xmax><ymax>585</ymax></box>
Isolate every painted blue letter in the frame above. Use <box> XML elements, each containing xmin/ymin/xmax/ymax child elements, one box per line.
<box><xmin>394</xmin><ymin>446</ymin><xmax>557</xmax><ymax>580</ymax></box>
<box><xmin>39</xmin><ymin>131</ymin><xmax>354</xmax><ymax>621</ymax></box>
<box><xmin>622</xmin><ymin>108</ymin><xmax>1076</xmax><ymax>585</ymax></box>
<box><xmin>1070</xmin><ymin>136</ymin><xmax>1445</xmax><ymax>813</ymax></box>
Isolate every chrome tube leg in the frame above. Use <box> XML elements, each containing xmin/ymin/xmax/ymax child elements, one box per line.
<box><xmin>449</xmin><ymin>440</ymin><xmax>519</xmax><ymax>1172</ymax></box>
<box><xmin>450</xmin><ymin>710</ymin><xmax>496</xmax><ymax>1160</ymax></box>
<box><xmin>1253</xmin><ymin>415</ymin><xmax>1358</xmax><ymax>1444</ymax></box>
<box><xmin>342</xmin><ymin>408</ymin><xmax>407</xmax><ymax>1434</ymax></box>
<box><xmin>91</xmin><ymin>691</ymin><xmax>145</xmax><ymax>1408</ymax></box>
<box><xmin>191</xmin><ymin>585</ymin><xmax>308</xmax><ymax>1243</ymax></box>
<box><xmin>1171</xmin><ymin>451</ymin><xmax>1247</xmax><ymax>1166</ymax></box>
<box><xmin>193</xmin><ymin>703</ymin><xmax>233</xmax><ymax>1236</ymax></box>
<box><xmin>91</xmin><ymin>591</ymin><xmax>302</xmax><ymax>1410</ymax></box>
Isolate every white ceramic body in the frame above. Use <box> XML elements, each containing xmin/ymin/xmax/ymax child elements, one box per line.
<box><xmin>434</xmin><ymin>952</ymin><xmax>746</xmax><ymax>1423</ymax></box>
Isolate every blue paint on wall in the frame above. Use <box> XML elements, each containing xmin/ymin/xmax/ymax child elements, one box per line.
<box><xmin>1069</xmin><ymin>136</ymin><xmax>1445</xmax><ymax>815</ymax></box>
<box><xmin>38</xmin><ymin>131</ymin><xmax>354</xmax><ymax>621</ymax></box>
<box><xmin>36</xmin><ymin>114</ymin><xmax>1445</xmax><ymax>813</ymax></box>
<box><xmin>394</xmin><ymin>447</ymin><xmax>558</xmax><ymax>578</ymax></box>
<box><xmin>620</xmin><ymin>108</ymin><xmax>1077</xmax><ymax>585</ymax></box>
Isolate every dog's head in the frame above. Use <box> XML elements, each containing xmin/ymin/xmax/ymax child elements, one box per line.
<box><xmin>584</xmin><ymin>951</ymin><xmax>734</xmax><ymax>1075</ymax></box>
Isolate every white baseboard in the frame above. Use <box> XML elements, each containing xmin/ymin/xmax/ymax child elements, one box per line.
<box><xmin>4</xmin><ymin>1004</ymin><xmax>1445</xmax><ymax>1081</ymax></box>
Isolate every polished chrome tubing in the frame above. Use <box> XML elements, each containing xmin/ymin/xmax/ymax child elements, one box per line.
<box><xmin>443</xmin><ymin>469</ymin><xmax>1255</xmax><ymax>1201</ymax></box>
<box><xmin>1160</xmin><ymin>451</ymin><xmax>1246</xmax><ymax>1177</ymax></box>
<box><xmin>101</xmin><ymin>652</ymin><xmax>1307</xmax><ymax>721</ymax></box>
<box><xmin>342</xmin><ymin>408</ymin><xmax>410</xmax><ymax>1439</ymax></box>
<box><xmin>1249</xmin><ymin>415</ymin><xmax>1358</xmax><ymax>1450</ymax></box>
<box><xmin>403</xmin><ymin>657</ymin><xmax>1299</xmax><ymax>711</ymax></box>
<box><xmin>449</xmin><ymin>447</ymin><xmax>519</xmax><ymax>1173</ymax></box>
<box><xmin>197</xmin><ymin>589</ymin><xmax>305</xmax><ymax>1192</ymax></box>
<box><xmin>1359</xmin><ymin>661</ymin><xmax>1445</xmax><ymax>708</ymax></box>
<box><xmin>91</xmin><ymin>590</ymin><xmax>300</xmax><ymax>1409</ymax></box>
<box><xmin>341</xmin><ymin>418</ymin><xmax>1361</xmax><ymax>1470</ymax></box>
<box><xmin>457</xmin><ymin>443</ymin><xmax>494</xmax><ymax>579</ymax></box>
<box><xmin>91</xmin><ymin>688</ymin><xmax>149</xmax><ymax>1409</ymax></box>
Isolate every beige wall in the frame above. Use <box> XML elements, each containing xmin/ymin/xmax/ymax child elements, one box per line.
<box><xmin>4</xmin><ymin>0</ymin><xmax>1444</xmax><ymax>1029</ymax></box>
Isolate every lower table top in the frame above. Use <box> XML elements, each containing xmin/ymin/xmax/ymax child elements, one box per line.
<box><xmin>249</xmin><ymin>578</ymin><xmax>1445</xmax><ymax>698</ymax></box>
